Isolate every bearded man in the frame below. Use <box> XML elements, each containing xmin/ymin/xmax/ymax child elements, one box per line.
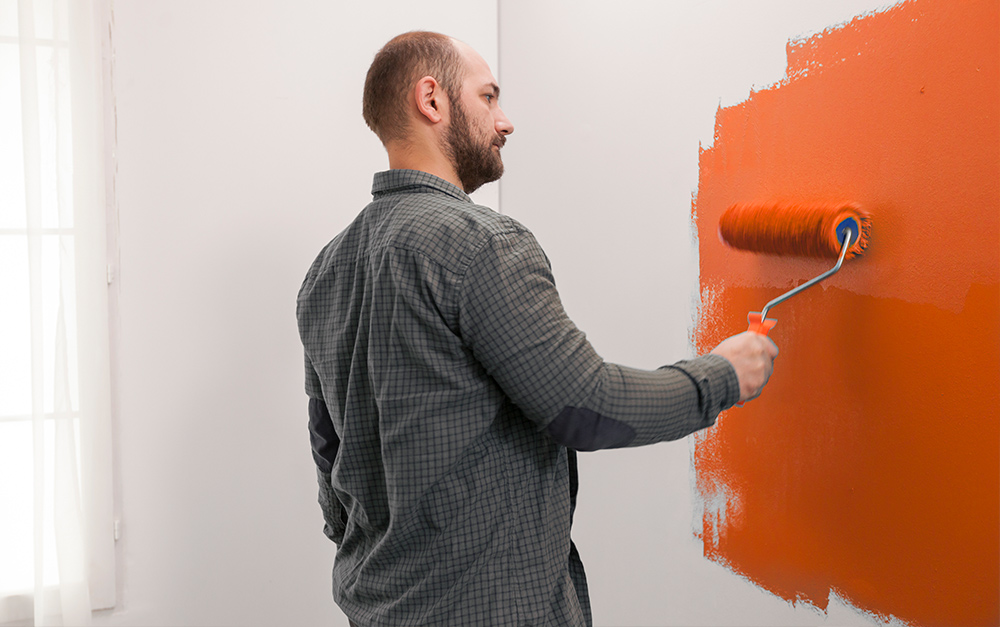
<box><xmin>296</xmin><ymin>31</ymin><xmax>777</xmax><ymax>627</ymax></box>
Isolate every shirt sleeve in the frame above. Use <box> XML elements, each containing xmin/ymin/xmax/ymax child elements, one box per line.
<box><xmin>305</xmin><ymin>353</ymin><xmax>323</xmax><ymax>398</ymax></box>
<box><xmin>457</xmin><ymin>229</ymin><xmax>740</xmax><ymax>451</ymax></box>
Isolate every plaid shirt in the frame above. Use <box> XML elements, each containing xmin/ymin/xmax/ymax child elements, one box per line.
<box><xmin>296</xmin><ymin>170</ymin><xmax>739</xmax><ymax>626</ymax></box>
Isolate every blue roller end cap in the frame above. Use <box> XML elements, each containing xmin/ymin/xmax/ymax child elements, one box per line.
<box><xmin>836</xmin><ymin>217</ymin><xmax>860</xmax><ymax>246</ymax></box>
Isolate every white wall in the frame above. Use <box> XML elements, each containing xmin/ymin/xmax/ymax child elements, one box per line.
<box><xmin>94</xmin><ymin>1</ymin><xmax>903</xmax><ymax>626</ymax></box>
<box><xmin>95</xmin><ymin>2</ymin><xmax>497</xmax><ymax>625</ymax></box>
<box><xmin>497</xmin><ymin>1</ymin><xmax>896</xmax><ymax>626</ymax></box>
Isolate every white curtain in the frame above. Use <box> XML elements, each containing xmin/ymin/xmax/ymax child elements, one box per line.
<box><xmin>0</xmin><ymin>0</ymin><xmax>114</xmax><ymax>625</ymax></box>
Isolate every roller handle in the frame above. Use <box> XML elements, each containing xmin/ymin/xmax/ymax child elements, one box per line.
<box><xmin>735</xmin><ymin>312</ymin><xmax>777</xmax><ymax>407</ymax></box>
<box><xmin>747</xmin><ymin>311</ymin><xmax>777</xmax><ymax>337</ymax></box>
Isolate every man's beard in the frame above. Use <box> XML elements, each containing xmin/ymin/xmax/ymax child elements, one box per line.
<box><xmin>443</xmin><ymin>100</ymin><xmax>505</xmax><ymax>194</ymax></box>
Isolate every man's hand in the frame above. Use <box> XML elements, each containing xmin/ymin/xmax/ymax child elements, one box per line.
<box><xmin>710</xmin><ymin>332</ymin><xmax>779</xmax><ymax>403</ymax></box>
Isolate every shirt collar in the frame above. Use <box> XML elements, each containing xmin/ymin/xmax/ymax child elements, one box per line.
<box><xmin>371</xmin><ymin>169</ymin><xmax>472</xmax><ymax>203</ymax></box>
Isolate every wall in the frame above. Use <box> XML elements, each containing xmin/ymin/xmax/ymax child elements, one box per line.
<box><xmin>693</xmin><ymin>2</ymin><xmax>999</xmax><ymax>627</ymax></box>
<box><xmin>497</xmin><ymin>1</ymin><xmax>929</xmax><ymax>626</ymax></box>
<box><xmin>95</xmin><ymin>2</ymin><xmax>497</xmax><ymax>625</ymax></box>
<box><xmin>93</xmin><ymin>1</ymin><xmax>997</xmax><ymax>626</ymax></box>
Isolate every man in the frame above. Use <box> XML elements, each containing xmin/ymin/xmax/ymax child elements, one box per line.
<box><xmin>297</xmin><ymin>31</ymin><xmax>777</xmax><ymax>626</ymax></box>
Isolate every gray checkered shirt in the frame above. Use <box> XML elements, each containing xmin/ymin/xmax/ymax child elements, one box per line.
<box><xmin>296</xmin><ymin>170</ymin><xmax>740</xmax><ymax>626</ymax></box>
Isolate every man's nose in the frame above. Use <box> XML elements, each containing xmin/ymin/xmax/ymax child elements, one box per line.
<box><xmin>495</xmin><ymin>108</ymin><xmax>514</xmax><ymax>136</ymax></box>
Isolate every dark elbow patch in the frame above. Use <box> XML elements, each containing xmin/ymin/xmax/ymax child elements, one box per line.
<box><xmin>309</xmin><ymin>397</ymin><xmax>339</xmax><ymax>473</ymax></box>
<box><xmin>545</xmin><ymin>406</ymin><xmax>636</xmax><ymax>451</ymax></box>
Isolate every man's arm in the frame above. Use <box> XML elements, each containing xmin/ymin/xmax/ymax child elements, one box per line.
<box><xmin>305</xmin><ymin>348</ymin><xmax>350</xmax><ymax>544</ymax></box>
<box><xmin>457</xmin><ymin>228</ymin><xmax>771</xmax><ymax>450</ymax></box>
<box><xmin>308</xmin><ymin>397</ymin><xmax>350</xmax><ymax>544</ymax></box>
<box><xmin>309</xmin><ymin>396</ymin><xmax>339</xmax><ymax>474</ymax></box>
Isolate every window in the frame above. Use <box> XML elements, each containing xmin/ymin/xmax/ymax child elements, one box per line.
<box><xmin>0</xmin><ymin>0</ymin><xmax>114</xmax><ymax>623</ymax></box>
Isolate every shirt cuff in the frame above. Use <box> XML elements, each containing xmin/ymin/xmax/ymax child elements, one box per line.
<box><xmin>666</xmin><ymin>353</ymin><xmax>741</xmax><ymax>418</ymax></box>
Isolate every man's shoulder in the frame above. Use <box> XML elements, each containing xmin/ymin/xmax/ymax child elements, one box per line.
<box><xmin>369</xmin><ymin>170</ymin><xmax>531</xmax><ymax>251</ymax></box>
<box><xmin>298</xmin><ymin>184</ymin><xmax>538</xmax><ymax>298</ymax></box>
<box><xmin>387</xmin><ymin>193</ymin><xmax>532</xmax><ymax>268</ymax></box>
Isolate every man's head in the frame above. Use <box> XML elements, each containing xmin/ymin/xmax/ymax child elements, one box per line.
<box><xmin>363</xmin><ymin>32</ymin><xmax>513</xmax><ymax>193</ymax></box>
<box><xmin>362</xmin><ymin>31</ymin><xmax>464</xmax><ymax>144</ymax></box>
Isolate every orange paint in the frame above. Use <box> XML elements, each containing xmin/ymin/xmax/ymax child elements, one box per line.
<box><xmin>692</xmin><ymin>2</ymin><xmax>999</xmax><ymax>626</ymax></box>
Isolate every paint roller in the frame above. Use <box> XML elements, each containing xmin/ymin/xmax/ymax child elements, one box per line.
<box><xmin>718</xmin><ymin>202</ymin><xmax>872</xmax><ymax>404</ymax></box>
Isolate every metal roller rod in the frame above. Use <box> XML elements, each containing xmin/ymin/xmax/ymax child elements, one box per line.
<box><xmin>759</xmin><ymin>229</ymin><xmax>853</xmax><ymax>321</ymax></box>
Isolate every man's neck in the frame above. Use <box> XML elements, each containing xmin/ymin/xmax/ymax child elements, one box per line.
<box><xmin>386</xmin><ymin>143</ymin><xmax>463</xmax><ymax>192</ymax></box>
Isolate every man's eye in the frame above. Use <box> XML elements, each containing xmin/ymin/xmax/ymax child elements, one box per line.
<box><xmin>484</xmin><ymin>95</ymin><xmax>493</xmax><ymax>103</ymax></box>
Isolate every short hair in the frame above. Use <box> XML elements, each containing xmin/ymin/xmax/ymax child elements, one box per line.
<box><xmin>363</xmin><ymin>31</ymin><xmax>466</xmax><ymax>144</ymax></box>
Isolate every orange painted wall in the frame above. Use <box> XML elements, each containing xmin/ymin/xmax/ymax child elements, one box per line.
<box><xmin>692</xmin><ymin>2</ymin><xmax>999</xmax><ymax>626</ymax></box>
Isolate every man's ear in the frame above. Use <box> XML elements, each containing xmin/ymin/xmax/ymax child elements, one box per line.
<box><xmin>414</xmin><ymin>75</ymin><xmax>447</xmax><ymax>125</ymax></box>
